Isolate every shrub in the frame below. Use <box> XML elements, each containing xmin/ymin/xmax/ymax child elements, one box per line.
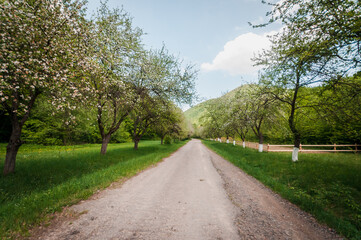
<box><xmin>164</xmin><ymin>136</ymin><xmax>172</xmax><ymax>144</ymax></box>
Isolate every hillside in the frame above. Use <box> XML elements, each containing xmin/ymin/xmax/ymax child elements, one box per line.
<box><xmin>184</xmin><ymin>101</ymin><xmax>209</xmax><ymax>126</ymax></box>
<box><xmin>184</xmin><ymin>85</ymin><xmax>248</xmax><ymax>136</ymax></box>
<box><xmin>184</xmin><ymin>85</ymin><xmax>246</xmax><ymax>126</ymax></box>
<box><xmin>184</xmin><ymin>101</ymin><xmax>210</xmax><ymax>137</ymax></box>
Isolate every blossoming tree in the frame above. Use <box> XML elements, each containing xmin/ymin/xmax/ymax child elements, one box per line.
<box><xmin>0</xmin><ymin>0</ymin><xmax>88</xmax><ymax>175</ymax></box>
<box><xmin>86</xmin><ymin>4</ymin><xmax>197</xmax><ymax>154</ymax></box>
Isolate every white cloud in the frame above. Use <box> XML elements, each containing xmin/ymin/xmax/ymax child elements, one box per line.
<box><xmin>201</xmin><ymin>31</ymin><xmax>277</xmax><ymax>76</ymax></box>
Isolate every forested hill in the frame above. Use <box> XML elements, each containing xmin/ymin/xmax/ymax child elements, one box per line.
<box><xmin>184</xmin><ymin>101</ymin><xmax>208</xmax><ymax>126</ymax></box>
<box><xmin>184</xmin><ymin>86</ymin><xmax>245</xmax><ymax>137</ymax></box>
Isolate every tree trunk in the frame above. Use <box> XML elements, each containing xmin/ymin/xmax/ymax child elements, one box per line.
<box><xmin>292</xmin><ymin>135</ymin><xmax>301</xmax><ymax>162</ymax></box>
<box><xmin>100</xmin><ymin>134</ymin><xmax>111</xmax><ymax>155</ymax></box>
<box><xmin>289</xmin><ymin>108</ymin><xmax>301</xmax><ymax>161</ymax></box>
<box><xmin>161</xmin><ymin>136</ymin><xmax>164</xmax><ymax>145</ymax></box>
<box><xmin>293</xmin><ymin>134</ymin><xmax>301</xmax><ymax>148</ymax></box>
<box><xmin>258</xmin><ymin>131</ymin><xmax>264</xmax><ymax>152</ymax></box>
<box><xmin>3</xmin><ymin>123</ymin><xmax>22</xmax><ymax>175</ymax></box>
<box><xmin>241</xmin><ymin>136</ymin><xmax>246</xmax><ymax>148</ymax></box>
<box><xmin>258</xmin><ymin>131</ymin><xmax>264</xmax><ymax>144</ymax></box>
<box><xmin>134</xmin><ymin>139</ymin><xmax>139</xmax><ymax>150</ymax></box>
<box><xmin>289</xmin><ymin>72</ymin><xmax>300</xmax><ymax>161</ymax></box>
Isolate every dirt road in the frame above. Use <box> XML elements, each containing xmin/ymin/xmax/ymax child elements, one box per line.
<box><xmin>33</xmin><ymin>139</ymin><xmax>340</xmax><ymax>240</ymax></box>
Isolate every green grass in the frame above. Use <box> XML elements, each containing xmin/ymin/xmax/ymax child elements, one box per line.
<box><xmin>202</xmin><ymin>140</ymin><xmax>361</xmax><ymax>240</ymax></box>
<box><xmin>0</xmin><ymin>141</ymin><xmax>187</xmax><ymax>239</ymax></box>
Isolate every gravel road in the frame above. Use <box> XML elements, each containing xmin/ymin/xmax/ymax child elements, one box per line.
<box><xmin>32</xmin><ymin>139</ymin><xmax>341</xmax><ymax>240</ymax></box>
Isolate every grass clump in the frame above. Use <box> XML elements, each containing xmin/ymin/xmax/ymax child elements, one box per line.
<box><xmin>0</xmin><ymin>141</ymin><xmax>187</xmax><ymax>239</ymax></box>
<box><xmin>202</xmin><ymin>140</ymin><xmax>361</xmax><ymax>240</ymax></box>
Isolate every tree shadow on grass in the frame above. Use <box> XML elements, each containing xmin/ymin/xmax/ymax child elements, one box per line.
<box><xmin>0</xmin><ymin>143</ymin><xmax>170</xmax><ymax>204</ymax></box>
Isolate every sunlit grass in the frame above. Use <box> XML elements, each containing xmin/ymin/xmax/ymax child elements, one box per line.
<box><xmin>202</xmin><ymin>140</ymin><xmax>361</xmax><ymax>240</ymax></box>
<box><xmin>0</xmin><ymin>141</ymin><xmax>187</xmax><ymax>239</ymax></box>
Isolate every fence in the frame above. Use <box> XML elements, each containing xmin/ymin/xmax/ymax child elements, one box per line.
<box><xmin>210</xmin><ymin>139</ymin><xmax>261</xmax><ymax>150</ymax></box>
<box><xmin>267</xmin><ymin>143</ymin><xmax>360</xmax><ymax>153</ymax></box>
<box><xmin>210</xmin><ymin>139</ymin><xmax>360</xmax><ymax>153</ymax></box>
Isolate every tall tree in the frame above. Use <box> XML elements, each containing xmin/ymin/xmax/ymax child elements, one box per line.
<box><xmin>230</xmin><ymin>86</ymin><xmax>252</xmax><ymax>148</ymax></box>
<box><xmin>86</xmin><ymin>3</ymin><xmax>197</xmax><ymax>154</ymax></box>
<box><xmin>253</xmin><ymin>0</ymin><xmax>361</xmax><ymax>160</ymax></box>
<box><xmin>231</xmin><ymin>85</ymin><xmax>274</xmax><ymax>152</ymax></box>
<box><xmin>128</xmin><ymin>47</ymin><xmax>197</xmax><ymax>149</ymax></box>
<box><xmin>201</xmin><ymin>99</ymin><xmax>226</xmax><ymax>140</ymax></box>
<box><xmin>86</xmin><ymin>3</ymin><xmax>143</xmax><ymax>154</ymax></box>
<box><xmin>0</xmin><ymin>0</ymin><xmax>88</xmax><ymax>175</ymax></box>
<box><xmin>153</xmin><ymin>103</ymin><xmax>183</xmax><ymax>145</ymax></box>
<box><xmin>129</xmin><ymin>95</ymin><xmax>168</xmax><ymax>149</ymax></box>
<box><xmin>255</xmin><ymin>29</ymin><xmax>326</xmax><ymax>160</ymax></box>
<box><xmin>249</xmin><ymin>87</ymin><xmax>275</xmax><ymax>152</ymax></box>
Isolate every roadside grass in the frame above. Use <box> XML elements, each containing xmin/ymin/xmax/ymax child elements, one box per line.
<box><xmin>202</xmin><ymin>140</ymin><xmax>361</xmax><ymax>240</ymax></box>
<box><xmin>0</xmin><ymin>141</ymin><xmax>187</xmax><ymax>239</ymax></box>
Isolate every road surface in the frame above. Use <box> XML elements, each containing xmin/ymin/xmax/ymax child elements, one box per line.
<box><xmin>32</xmin><ymin>139</ymin><xmax>340</xmax><ymax>239</ymax></box>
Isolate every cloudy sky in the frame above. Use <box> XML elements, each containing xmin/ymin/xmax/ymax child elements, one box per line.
<box><xmin>86</xmin><ymin>0</ymin><xmax>281</xmax><ymax>107</ymax></box>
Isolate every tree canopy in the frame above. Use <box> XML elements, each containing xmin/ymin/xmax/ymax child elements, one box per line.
<box><xmin>0</xmin><ymin>0</ymin><xmax>197</xmax><ymax>175</ymax></box>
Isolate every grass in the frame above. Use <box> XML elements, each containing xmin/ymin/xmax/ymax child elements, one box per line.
<box><xmin>202</xmin><ymin>140</ymin><xmax>361</xmax><ymax>240</ymax></box>
<box><xmin>0</xmin><ymin>140</ymin><xmax>187</xmax><ymax>239</ymax></box>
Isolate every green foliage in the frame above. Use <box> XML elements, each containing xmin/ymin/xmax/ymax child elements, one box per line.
<box><xmin>184</xmin><ymin>86</ymin><xmax>245</xmax><ymax>138</ymax></box>
<box><xmin>258</xmin><ymin>0</ymin><xmax>361</xmax><ymax>75</ymax></box>
<box><xmin>184</xmin><ymin>103</ymin><xmax>207</xmax><ymax>126</ymax></box>
<box><xmin>251</xmin><ymin>0</ymin><xmax>361</xmax><ymax>151</ymax></box>
<box><xmin>187</xmin><ymin>75</ymin><xmax>361</xmax><ymax>145</ymax></box>
<box><xmin>164</xmin><ymin>136</ymin><xmax>171</xmax><ymax>144</ymax></box>
<box><xmin>152</xmin><ymin>103</ymin><xmax>187</xmax><ymax>141</ymax></box>
<box><xmin>184</xmin><ymin>102</ymin><xmax>208</xmax><ymax>138</ymax></box>
<box><xmin>203</xmin><ymin>140</ymin><xmax>361</xmax><ymax>239</ymax></box>
<box><xmin>1</xmin><ymin>1</ymin><xmax>196</xmax><ymax>174</ymax></box>
<box><xmin>18</xmin><ymin>96</ymin><xmax>131</xmax><ymax>145</ymax></box>
<box><xmin>0</xmin><ymin>141</ymin><xmax>187</xmax><ymax>238</ymax></box>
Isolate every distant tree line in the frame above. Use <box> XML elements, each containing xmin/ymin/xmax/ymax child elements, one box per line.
<box><xmin>0</xmin><ymin>1</ymin><xmax>196</xmax><ymax>175</ymax></box>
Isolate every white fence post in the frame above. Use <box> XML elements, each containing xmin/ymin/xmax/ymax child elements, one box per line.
<box><xmin>233</xmin><ymin>140</ymin><xmax>236</xmax><ymax>146</ymax></box>
<box><xmin>292</xmin><ymin>147</ymin><xmax>299</xmax><ymax>161</ymax></box>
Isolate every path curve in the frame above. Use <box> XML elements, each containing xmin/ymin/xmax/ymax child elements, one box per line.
<box><xmin>32</xmin><ymin>139</ymin><xmax>340</xmax><ymax>239</ymax></box>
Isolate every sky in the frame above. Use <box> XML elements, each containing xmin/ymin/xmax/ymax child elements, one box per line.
<box><xmin>86</xmin><ymin>0</ymin><xmax>281</xmax><ymax>109</ymax></box>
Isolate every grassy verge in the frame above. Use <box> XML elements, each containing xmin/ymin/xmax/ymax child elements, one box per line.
<box><xmin>202</xmin><ymin>140</ymin><xmax>361</xmax><ymax>240</ymax></box>
<box><xmin>0</xmin><ymin>140</ymin><xmax>187</xmax><ymax>239</ymax></box>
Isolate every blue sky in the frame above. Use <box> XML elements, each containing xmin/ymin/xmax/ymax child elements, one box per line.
<box><xmin>86</xmin><ymin>0</ymin><xmax>281</xmax><ymax>108</ymax></box>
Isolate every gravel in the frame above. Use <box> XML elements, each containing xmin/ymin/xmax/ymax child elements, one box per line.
<box><xmin>30</xmin><ymin>139</ymin><xmax>342</xmax><ymax>240</ymax></box>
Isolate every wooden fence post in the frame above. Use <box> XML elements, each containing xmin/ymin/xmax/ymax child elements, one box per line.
<box><xmin>334</xmin><ymin>143</ymin><xmax>336</xmax><ymax>151</ymax></box>
<box><xmin>267</xmin><ymin>144</ymin><xmax>269</xmax><ymax>152</ymax></box>
<box><xmin>300</xmin><ymin>143</ymin><xmax>302</xmax><ymax>152</ymax></box>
